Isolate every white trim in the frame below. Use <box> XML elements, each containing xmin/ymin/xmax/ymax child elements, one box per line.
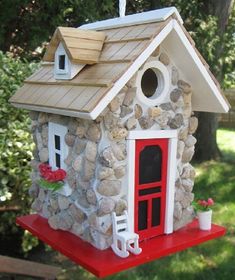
<box><xmin>90</xmin><ymin>20</ymin><xmax>174</xmax><ymax>120</ymax></box>
<box><xmin>136</xmin><ymin>61</ymin><xmax>170</xmax><ymax>106</ymax></box>
<box><xmin>165</xmin><ymin>137</ymin><xmax>177</xmax><ymax>233</ymax></box>
<box><xmin>54</xmin><ymin>43</ymin><xmax>69</xmax><ymax>78</ymax></box>
<box><xmin>172</xmin><ymin>20</ymin><xmax>229</xmax><ymax>113</ymax></box>
<box><xmin>127</xmin><ymin>130</ymin><xmax>177</xmax><ymax>140</ymax></box>
<box><xmin>127</xmin><ymin>138</ymin><xmax>135</xmax><ymax>233</ymax></box>
<box><xmin>80</xmin><ymin>7</ymin><xmax>183</xmax><ymax>30</ymax></box>
<box><xmin>127</xmin><ymin>130</ymin><xmax>177</xmax><ymax>235</ymax></box>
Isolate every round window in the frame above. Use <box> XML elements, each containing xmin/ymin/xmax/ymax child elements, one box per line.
<box><xmin>136</xmin><ymin>61</ymin><xmax>170</xmax><ymax>106</ymax></box>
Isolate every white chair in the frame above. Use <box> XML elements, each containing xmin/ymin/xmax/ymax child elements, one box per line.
<box><xmin>111</xmin><ymin>210</ymin><xmax>142</xmax><ymax>258</ymax></box>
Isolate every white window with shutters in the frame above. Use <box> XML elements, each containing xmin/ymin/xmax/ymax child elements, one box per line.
<box><xmin>48</xmin><ymin>122</ymin><xmax>71</xmax><ymax>196</ymax></box>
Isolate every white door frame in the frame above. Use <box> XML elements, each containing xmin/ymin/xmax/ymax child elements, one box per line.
<box><xmin>126</xmin><ymin>130</ymin><xmax>178</xmax><ymax>234</ymax></box>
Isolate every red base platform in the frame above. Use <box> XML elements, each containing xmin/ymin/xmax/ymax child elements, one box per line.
<box><xmin>16</xmin><ymin>214</ymin><xmax>226</xmax><ymax>278</ymax></box>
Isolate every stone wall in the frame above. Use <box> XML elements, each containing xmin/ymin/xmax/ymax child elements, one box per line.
<box><xmin>28</xmin><ymin>46</ymin><xmax>198</xmax><ymax>250</ymax></box>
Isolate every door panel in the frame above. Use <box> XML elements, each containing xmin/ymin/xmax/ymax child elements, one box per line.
<box><xmin>135</xmin><ymin>138</ymin><xmax>168</xmax><ymax>241</ymax></box>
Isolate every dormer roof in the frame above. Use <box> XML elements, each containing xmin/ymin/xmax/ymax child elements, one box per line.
<box><xmin>43</xmin><ymin>27</ymin><xmax>106</xmax><ymax>64</ymax></box>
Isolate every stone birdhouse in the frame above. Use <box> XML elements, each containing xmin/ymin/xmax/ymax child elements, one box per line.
<box><xmin>10</xmin><ymin>6</ymin><xmax>229</xmax><ymax>277</ymax></box>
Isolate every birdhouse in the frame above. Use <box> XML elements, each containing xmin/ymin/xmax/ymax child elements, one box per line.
<box><xmin>10</xmin><ymin>7</ymin><xmax>229</xmax><ymax>277</ymax></box>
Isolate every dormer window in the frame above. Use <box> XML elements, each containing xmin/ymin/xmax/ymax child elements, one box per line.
<box><xmin>59</xmin><ymin>55</ymin><xmax>66</xmax><ymax>70</ymax></box>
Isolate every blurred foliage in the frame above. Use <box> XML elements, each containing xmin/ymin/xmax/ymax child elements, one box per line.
<box><xmin>0</xmin><ymin>51</ymin><xmax>38</xmax><ymax>254</ymax></box>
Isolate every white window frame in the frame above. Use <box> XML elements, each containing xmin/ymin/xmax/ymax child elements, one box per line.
<box><xmin>126</xmin><ymin>130</ymin><xmax>178</xmax><ymax>234</ymax></box>
<box><xmin>136</xmin><ymin>61</ymin><xmax>170</xmax><ymax>107</ymax></box>
<box><xmin>54</xmin><ymin>43</ymin><xmax>69</xmax><ymax>76</ymax></box>
<box><xmin>48</xmin><ymin>122</ymin><xmax>71</xmax><ymax>196</ymax></box>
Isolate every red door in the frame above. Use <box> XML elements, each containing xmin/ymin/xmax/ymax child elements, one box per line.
<box><xmin>135</xmin><ymin>138</ymin><xmax>168</xmax><ymax>241</ymax></box>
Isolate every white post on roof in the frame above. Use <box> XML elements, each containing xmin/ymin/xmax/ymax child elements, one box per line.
<box><xmin>119</xmin><ymin>0</ymin><xmax>126</xmax><ymax>17</ymax></box>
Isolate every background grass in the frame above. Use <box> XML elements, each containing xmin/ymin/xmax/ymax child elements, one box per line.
<box><xmin>57</xmin><ymin>128</ymin><xmax>235</xmax><ymax>280</ymax></box>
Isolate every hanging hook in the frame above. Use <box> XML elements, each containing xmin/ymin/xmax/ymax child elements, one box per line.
<box><xmin>119</xmin><ymin>0</ymin><xmax>126</xmax><ymax>17</ymax></box>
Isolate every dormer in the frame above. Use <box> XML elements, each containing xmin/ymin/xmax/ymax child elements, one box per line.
<box><xmin>43</xmin><ymin>27</ymin><xmax>106</xmax><ymax>80</ymax></box>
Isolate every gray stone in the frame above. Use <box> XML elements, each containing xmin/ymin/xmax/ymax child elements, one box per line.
<box><xmin>99</xmin><ymin>147</ymin><xmax>116</xmax><ymax>168</ymax></box>
<box><xmin>170</xmin><ymin>88</ymin><xmax>182</xmax><ymax>102</ymax></box>
<box><xmin>183</xmin><ymin>105</ymin><xmax>192</xmax><ymax>118</ymax></box>
<box><xmin>183</xmin><ymin>92</ymin><xmax>192</xmax><ymax>106</ymax></box>
<box><xmin>181</xmin><ymin>192</ymin><xmax>194</xmax><ymax>208</ymax></box>
<box><xmin>182</xmin><ymin>179</ymin><xmax>194</xmax><ymax>192</ymax></box>
<box><xmin>182</xmin><ymin>146</ymin><xmax>195</xmax><ymax>163</ymax></box>
<box><xmin>98</xmin><ymin>167</ymin><xmax>114</xmax><ymax>180</ymax></box>
<box><xmin>71</xmin><ymin>222</ymin><xmax>84</xmax><ymax>236</ymax></box>
<box><xmin>104</xmin><ymin>111</ymin><xmax>120</xmax><ymax>130</ymax></box>
<box><xmin>38</xmin><ymin>188</ymin><xmax>46</xmax><ymax>202</ymax></box>
<box><xmin>177</xmin><ymin>80</ymin><xmax>192</xmax><ymax>94</ymax></box>
<box><xmin>29</xmin><ymin>111</ymin><xmax>39</xmax><ymax>121</ymax></box>
<box><xmin>85</xmin><ymin>141</ymin><xmax>97</xmax><ymax>162</ymax></box>
<box><xmin>75</xmin><ymin>125</ymin><xmax>86</xmax><ymax>138</ymax></box>
<box><xmin>138</xmin><ymin>116</ymin><xmax>154</xmax><ymax>129</ymax></box>
<box><xmin>68</xmin><ymin>119</ymin><xmax>78</xmax><ymax>134</ymax></box>
<box><xmin>98</xmin><ymin>197</ymin><xmax>115</xmax><ymax>216</ymax></box>
<box><xmin>134</xmin><ymin>104</ymin><xmax>143</xmax><ymax>119</ymax></box>
<box><xmin>177</xmin><ymin>140</ymin><xmax>185</xmax><ymax>159</ymax></box>
<box><xmin>174</xmin><ymin>202</ymin><xmax>182</xmax><ymax>220</ymax></box>
<box><xmin>90</xmin><ymin>228</ymin><xmax>111</xmax><ymax>250</ymax></box>
<box><xmin>75</xmin><ymin>139</ymin><xmax>87</xmax><ymax>154</ymax></box>
<box><xmin>65</xmin><ymin>133</ymin><xmax>76</xmax><ymax>146</ymax></box>
<box><xmin>83</xmin><ymin>159</ymin><xmax>95</xmax><ymax>181</ymax></box>
<box><xmin>68</xmin><ymin>204</ymin><xmax>86</xmax><ymax>223</ymax></box>
<box><xmin>175</xmin><ymin>186</ymin><xmax>185</xmax><ymax>202</ymax></box>
<box><xmin>86</xmin><ymin>124</ymin><xmax>101</xmax><ymax>142</ymax></box>
<box><xmin>109</xmin><ymin>127</ymin><xmax>128</xmax><ymax>141</ymax></box>
<box><xmin>42</xmin><ymin>203</ymin><xmax>52</xmax><ymax>218</ymax></box>
<box><xmin>148</xmin><ymin>107</ymin><xmax>162</xmax><ymax>118</ymax></box>
<box><xmin>185</xmin><ymin>135</ymin><xmax>197</xmax><ymax>147</ymax></box>
<box><xmin>171</xmin><ymin>66</ymin><xmax>179</xmax><ymax>85</ymax></box>
<box><xmin>181</xmin><ymin>164</ymin><xmax>194</xmax><ymax>179</ymax></box>
<box><xmin>123</xmin><ymin>88</ymin><xmax>136</xmax><ymax>106</ymax></box>
<box><xmin>178</xmin><ymin>126</ymin><xmax>189</xmax><ymax>141</ymax></box>
<box><xmin>49</xmin><ymin>195</ymin><xmax>59</xmax><ymax>211</ymax></box>
<box><xmin>86</xmin><ymin>189</ymin><xmax>97</xmax><ymax>205</ymax></box>
<box><xmin>38</xmin><ymin>112</ymin><xmax>48</xmax><ymax>125</ymax></box>
<box><xmin>39</xmin><ymin>147</ymin><xmax>49</xmax><ymax>162</ymax></box>
<box><xmin>28</xmin><ymin>183</ymin><xmax>39</xmax><ymax>198</ymax></box>
<box><xmin>111</xmin><ymin>143</ymin><xmax>127</xmax><ymax>161</ymax></box>
<box><xmin>114</xmin><ymin>165</ymin><xmax>126</xmax><ymax>179</ymax></box>
<box><xmin>31</xmin><ymin>199</ymin><xmax>43</xmax><ymax>212</ymax></box>
<box><xmin>108</xmin><ymin>96</ymin><xmax>122</xmax><ymax>112</ymax></box>
<box><xmin>75</xmin><ymin>191</ymin><xmax>90</xmax><ymax>209</ymax></box>
<box><xmin>97</xmin><ymin>180</ymin><xmax>121</xmax><ymax>196</ymax></box>
<box><xmin>48</xmin><ymin>215</ymin><xmax>60</xmax><ymax>230</ymax></box>
<box><xmin>125</xmin><ymin>116</ymin><xmax>137</xmax><ymax>130</ymax></box>
<box><xmin>41</xmin><ymin>125</ymin><xmax>48</xmax><ymax>146</ymax></box>
<box><xmin>64</xmin><ymin>151</ymin><xmax>74</xmax><ymax>166</ymax></box>
<box><xmin>49</xmin><ymin>115</ymin><xmax>69</xmax><ymax>125</ymax></box>
<box><xmin>66</xmin><ymin>168</ymin><xmax>77</xmax><ymax>189</ymax></box>
<box><xmin>36</xmin><ymin>131</ymin><xmax>43</xmax><ymax>150</ymax></box>
<box><xmin>115</xmin><ymin>199</ymin><xmax>127</xmax><ymax>215</ymax></box>
<box><xmin>188</xmin><ymin>117</ymin><xmax>198</xmax><ymax>134</ymax></box>
<box><xmin>57</xmin><ymin>211</ymin><xmax>74</xmax><ymax>230</ymax></box>
<box><xmin>159</xmin><ymin>52</ymin><xmax>170</xmax><ymax>65</ymax></box>
<box><xmin>78</xmin><ymin>181</ymin><xmax>90</xmax><ymax>190</ymax></box>
<box><xmin>58</xmin><ymin>195</ymin><xmax>70</xmax><ymax>210</ymax></box>
<box><xmin>168</xmin><ymin>113</ymin><xmax>184</xmax><ymax>129</ymax></box>
<box><xmin>155</xmin><ymin>111</ymin><xmax>171</xmax><ymax>129</ymax></box>
<box><xmin>120</xmin><ymin>106</ymin><xmax>133</xmax><ymax>118</ymax></box>
<box><xmin>160</xmin><ymin>102</ymin><xmax>173</xmax><ymax>111</ymax></box>
<box><xmin>173</xmin><ymin>207</ymin><xmax>194</xmax><ymax>231</ymax></box>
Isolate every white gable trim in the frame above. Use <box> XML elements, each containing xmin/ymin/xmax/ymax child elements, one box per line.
<box><xmin>80</xmin><ymin>7</ymin><xmax>183</xmax><ymax>30</ymax></box>
<box><xmin>172</xmin><ymin>20</ymin><xmax>229</xmax><ymax>113</ymax></box>
<box><xmin>90</xmin><ymin>20</ymin><xmax>174</xmax><ymax>120</ymax></box>
<box><xmin>127</xmin><ymin>130</ymin><xmax>177</xmax><ymax>234</ymax></box>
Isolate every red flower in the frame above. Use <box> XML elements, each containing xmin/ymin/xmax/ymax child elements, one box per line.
<box><xmin>39</xmin><ymin>163</ymin><xmax>66</xmax><ymax>182</ymax></box>
<box><xmin>207</xmin><ymin>198</ymin><xmax>214</xmax><ymax>206</ymax></box>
